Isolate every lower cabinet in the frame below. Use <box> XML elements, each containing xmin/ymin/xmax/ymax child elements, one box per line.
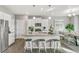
<box><xmin>9</xmin><ymin>33</ymin><xmax>15</xmax><ymax>46</ymax></box>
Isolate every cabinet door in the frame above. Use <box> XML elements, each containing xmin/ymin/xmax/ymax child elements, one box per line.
<box><xmin>9</xmin><ymin>32</ymin><xmax>15</xmax><ymax>45</ymax></box>
<box><xmin>8</xmin><ymin>16</ymin><xmax>15</xmax><ymax>46</ymax></box>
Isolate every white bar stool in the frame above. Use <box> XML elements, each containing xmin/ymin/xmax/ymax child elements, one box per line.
<box><xmin>51</xmin><ymin>39</ymin><xmax>60</xmax><ymax>53</ymax></box>
<box><xmin>46</xmin><ymin>39</ymin><xmax>60</xmax><ymax>53</ymax></box>
<box><xmin>24</xmin><ymin>39</ymin><xmax>32</xmax><ymax>52</ymax></box>
<box><xmin>46</xmin><ymin>39</ymin><xmax>52</xmax><ymax>53</ymax></box>
<box><xmin>38</xmin><ymin>39</ymin><xmax>45</xmax><ymax>53</ymax></box>
<box><xmin>32</xmin><ymin>39</ymin><xmax>39</xmax><ymax>52</ymax></box>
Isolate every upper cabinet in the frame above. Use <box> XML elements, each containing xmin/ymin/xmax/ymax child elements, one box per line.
<box><xmin>26</xmin><ymin>18</ymin><xmax>49</xmax><ymax>35</ymax></box>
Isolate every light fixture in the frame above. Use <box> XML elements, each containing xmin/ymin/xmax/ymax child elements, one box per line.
<box><xmin>48</xmin><ymin>17</ymin><xmax>51</xmax><ymax>19</ymax></box>
<box><xmin>33</xmin><ymin>5</ymin><xmax>36</xmax><ymax>7</ymax></box>
<box><xmin>68</xmin><ymin>13</ymin><xmax>76</xmax><ymax>17</ymax></box>
<box><xmin>48</xmin><ymin>5</ymin><xmax>51</xmax><ymax>7</ymax></box>
<box><xmin>41</xmin><ymin>8</ymin><xmax>43</xmax><ymax>11</ymax></box>
<box><xmin>72</xmin><ymin>13</ymin><xmax>76</xmax><ymax>16</ymax></box>
<box><xmin>67</xmin><ymin>9</ymin><xmax>76</xmax><ymax>17</ymax></box>
<box><xmin>47</xmin><ymin>7</ymin><xmax>55</xmax><ymax>12</ymax></box>
<box><xmin>33</xmin><ymin>16</ymin><xmax>36</xmax><ymax>19</ymax></box>
<box><xmin>68</xmin><ymin>14</ymin><xmax>72</xmax><ymax>17</ymax></box>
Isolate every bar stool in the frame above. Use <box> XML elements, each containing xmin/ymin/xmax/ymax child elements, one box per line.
<box><xmin>24</xmin><ymin>39</ymin><xmax>32</xmax><ymax>52</ymax></box>
<box><xmin>32</xmin><ymin>39</ymin><xmax>39</xmax><ymax>53</ymax></box>
<box><xmin>46</xmin><ymin>39</ymin><xmax>51</xmax><ymax>53</ymax></box>
<box><xmin>51</xmin><ymin>39</ymin><xmax>60</xmax><ymax>53</ymax></box>
<box><xmin>38</xmin><ymin>39</ymin><xmax>45</xmax><ymax>53</ymax></box>
<box><xmin>46</xmin><ymin>39</ymin><xmax>60</xmax><ymax>53</ymax></box>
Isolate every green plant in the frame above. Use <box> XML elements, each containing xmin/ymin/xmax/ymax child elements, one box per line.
<box><xmin>65</xmin><ymin>23</ymin><xmax>74</xmax><ymax>32</ymax></box>
<box><xmin>48</xmin><ymin>25</ymin><xmax>54</xmax><ymax>34</ymax></box>
<box><xmin>28</xmin><ymin>26</ymin><xmax>34</xmax><ymax>33</ymax></box>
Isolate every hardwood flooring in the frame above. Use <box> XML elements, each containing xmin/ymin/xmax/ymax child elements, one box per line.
<box><xmin>3</xmin><ymin>39</ymin><xmax>62</xmax><ymax>53</ymax></box>
<box><xmin>3</xmin><ymin>39</ymin><xmax>25</xmax><ymax>53</ymax></box>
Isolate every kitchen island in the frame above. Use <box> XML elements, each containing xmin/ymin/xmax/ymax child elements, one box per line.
<box><xmin>23</xmin><ymin>34</ymin><xmax>60</xmax><ymax>41</ymax></box>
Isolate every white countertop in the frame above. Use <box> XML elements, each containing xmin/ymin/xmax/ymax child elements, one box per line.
<box><xmin>22</xmin><ymin>34</ymin><xmax>60</xmax><ymax>40</ymax></box>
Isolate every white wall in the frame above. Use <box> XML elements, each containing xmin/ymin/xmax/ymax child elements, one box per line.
<box><xmin>73</xmin><ymin>16</ymin><xmax>79</xmax><ymax>32</ymax></box>
<box><xmin>53</xmin><ymin>16</ymin><xmax>67</xmax><ymax>32</ymax></box>
<box><xmin>15</xmin><ymin>15</ymin><xmax>28</xmax><ymax>38</ymax></box>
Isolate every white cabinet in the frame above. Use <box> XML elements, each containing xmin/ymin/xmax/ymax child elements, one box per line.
<box><xmin>55</xmin><ymin>20</ymin><xmax>64</xmax><ymax>32</ymax></box>
<box><xmin>8</xmin><ymin>15</ymin><xmax>15</xmax><ymax>46</ymax></box>
<box><xmin>26</xmin><ymin>18</ymin><xmax>49</xmax><ymax>35</ymax></box>
<box><xmin>9</xmin><ymin>33</ymin><xmax>15</xmax><ymax>45</ymax></box>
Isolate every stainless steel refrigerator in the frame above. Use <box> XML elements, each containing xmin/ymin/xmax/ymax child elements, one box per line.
<box><xmin>0</xmin><ymin>20</ymin><xmax>8</xmax><ymax>52</ymax></box>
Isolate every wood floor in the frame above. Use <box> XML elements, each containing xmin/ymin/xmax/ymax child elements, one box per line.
<box><xmin>3</xmin><ymin>38</ymin><xmax>78</xmax><ymax>53</ymax></box>
<box><xmin>3</xmin><ymin>39</ymin><xmax>63</xmax><ymax>53</ymax></box>
<box><xmin>3</xmin><ymin>39</ymin><xmax>25</xmax><ymax>53</ymax></box>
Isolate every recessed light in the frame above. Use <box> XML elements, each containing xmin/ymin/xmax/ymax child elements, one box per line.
<box><xmin>41</xmin><ymin>8</ymin><xmax>43</xmax><ymax>11</ymax></box>
<box><xmin>68</xmin><ymin>14</ymin><xmax>72</xmax><ymax>17</ymax></box>
<box><xmin>64</xmin><ymin>8</ymin><xmax>79</xmax><ymax>14</ymax></box>
<box><xmin>48</xmin><ymin>5</ymin><xmax>51</xmax><ymax>7</ymax></box>
<box><xmin>48</xmin><ymin>17</ymin><xmax>51</xmax><ymax>19</ymax></box>
<box><xmin>72</xmin><ymin>13</ymin><xmax>76</xmax><ymax>16</ymax></box>
<box><xmin>33</xmin><ymin>17</ymin><xmax>36</xmax><ymax>19</ymax></box>
<box><xmin>47</xmin><ymin>7</ymin><xmax>55</xmax><ymax>12</ymax></box>
<box><xmin>33</xmin><ymin>5</ymin><xmax>36</xmax><ymax>7</ymax></box>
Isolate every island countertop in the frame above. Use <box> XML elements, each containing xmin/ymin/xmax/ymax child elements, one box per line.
<box><xmin>22</xmin><ymin>34</ymin><xmax>60</xmax><ymax>40</ymax></box>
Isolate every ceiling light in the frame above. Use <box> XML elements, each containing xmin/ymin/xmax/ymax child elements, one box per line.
<box><xmin>41</xmin><ymin>8</ymin><xmax>43</xmax><ymax>11</ymax></box>
<box><xmin>48</xmin><ymin>17</ymin><xmax>51</xmax><ymax>19</ymax></box>
<box><xmin>33</xmin><ymin>17</ymin><xmax>36</xmax><ymax>19</ymax></box>
<box><xmin>72</xmin><ymin>13</ymin><xmax>76</xmax><ymax>16</ymax></box>
<box><xmin>48</xmin><ymin>5</ymin><xmax>51</xmax><ymax>7</ymax></box>
<box><xmin>64</xmin><ymin>8</ymin><xmax>79</xmax><ymax>14</ymax></box>
<box><xmin>68</xmin><ymin>13</ymin><xmax>76</xmax><ymax>17</ymax></box>
<box><xmin>68</xmin><ymin>14</ymin><xmax>72</xmax><ymax>17</ymax></box>
<box><xmin>47</xmin><ymin>7</ymin><xmax>55</xmax><ymax>12</ymax></box>
<box><xmin>33</xmin><ymin>5</ymin><xmax>36</xmax><ymax>7</ymax></box>
<box><xmin>72</xmin><ymin>8</ymin><xmax>79</xmax><ymax>12</ymax></box>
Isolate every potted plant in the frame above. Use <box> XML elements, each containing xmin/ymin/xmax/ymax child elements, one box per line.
<box><xmin>65</xmin><ymin>23</ymin><xmax>74</xmax><ymax>32</ymax></box>
<box><xmin>48</xmin><ymin>25</ymin><xmax>54</xmax><ymax>35</ymax></box>
<box><xmin>28</xmin><ymin>26</ymin><xmax>34</xmax><ymax>34</ymax></box>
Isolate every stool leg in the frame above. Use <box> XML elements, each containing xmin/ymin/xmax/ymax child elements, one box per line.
<box><xmin>54</xmin><ymin>42</ymin><xmax>55</xmax><ymax>53</ymax></box>
<box><xmin>45</xmin><ymin>41</ymin><xmax>46</xmax><ymax>53</ymax></box>
<box><xmin>31</xmin><ymin>41</ymin><xmax>32</xmax><ymax>53</ymax></box>
<box><xmin>49</xmin><ymin>41</ymin><xmax>52</xmax><ymax>53</ymax></box>
<box><xmin>39</xmin><ymin>42</ymin><xmax>40</xmax><ymax>53</ymax></box>
<box><xmin>50</xmin><ymin>42</ymin><xmax>51</xmax><ymax>53</ymax></box>
<box><xmin>32</xmin><ymin>41</ymin><xmax>33</xmax><ymax>53</ymax></box>
<box><xmin>45</xmin><ymin>41</ymin><xmax>47</xmax><ymax>53</ymax></box>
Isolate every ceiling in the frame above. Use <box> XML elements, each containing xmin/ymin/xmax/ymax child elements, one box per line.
<box><xmin>2</xmin><ymin>5</ymin><xmax>79</xmax><ymax>16</ymax></box>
